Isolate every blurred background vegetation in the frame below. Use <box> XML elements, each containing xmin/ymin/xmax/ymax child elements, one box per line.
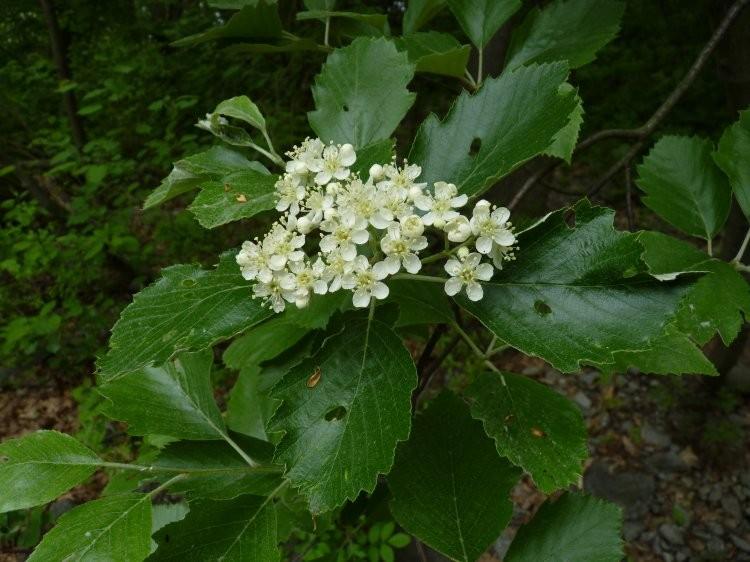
<box><xmin>1</xmin><ymin>0</ymin><xmax>747</xmax><ymax>559</ymax></box>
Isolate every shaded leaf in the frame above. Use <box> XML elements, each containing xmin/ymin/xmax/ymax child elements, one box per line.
<box><xmin>351</xmin><ymin>138</ymin><xmax>395</xmax><ymax>177</ymax></box>
<box><xmin>270</xmin><ymin>315</ymin><xmax>417</xmax><ymax>513</ymax></box>
<box><xmin>389</xmin><ymin>279</ymin><xmax>454</xmax><ymax>326</ymax></box>
<box><xmin>389</xmin><ymin>393</ymin><xmax>520</xmax><ymax>562</ymax></box>
<box><xmin>187</xmin><ymin>170</ymin><xmax>276</xmax><ymax>229</ymax></box>
<box><xmin>409</xmin><ymin>62</ymin><xmax>577</xmax><ymax>197</ymax></box>
<box><xmin>467</xmin><ymin>371</ymin><xmax>587</xmax><ymax>493</ymax></box>
<box><xmin>98</xmin><ymin>350</ymin><xmax>227</xmax><ymax>440</ymax></box>
<box><xmin>97</xmin><ymin>253</ymin><xmax>271</xmax><ymax>381</ymax></box>
<box><xmin>639</xmin><ymin>231</ymin><xmax>750</xmax><ymax>345</ymax></box>
<box><xmin>297</xmin><ymin>10</ymin><xmax>388</xmax><ymax>33</ymax></box>
<box><xmin>0</xmin><ymin>431</ymin><xmax>100</xmax><ymax>513</ymax></box>
<box><xmin>144</xmin><ymin>146</ymin><xmax>267</xmax><ymax>209</ymax></box>
<box><xmin>153</xmin><ymin>438</ymin><xmax>282</xmax><ymax>500</ymax></box>
<box><xmin>395</xmin><ymin>32</ymin><xmax>471</xmax><ymax>78</ymax></box>
<box><xmin>714</xmin><ymin>108</ymin><xmax>750</xmax><ymax>218</ymax></box>
<box><xmin>172</xmin><ymin>1</ymin><xmax>282</xmax><ymax>47</ymax></box>
<box><xmin>505</xmin><ymin>493</ymin><xmax>623</xmax><ymax>562</ymax></box>
<box><xmin>505</xmin><ymin>0</ymin><xmax>625</xmax><ymax>70</ymax></box>
<box><xmin>403</xmin><ymin>0</ymin><xmax>446</xmax><ymax>34</ymax></box>
<box><xmin>446</xmin><ymin>0</ymin><xmax>521</xmax><ymax>49</ymax></box>
<box><xmin>151</xmin><ymin>495</ymin><xmax>279</xmax><ymax>561</ymax></box>
<box><xmin>545</xmin><ymin>87</ymin><xmax>584</xmax><ymax>163</ymax></box>
<box><xmin>455</xmin><ymin>201</ymin><xmax>691</xmax><ymax>373</ymax></box>
<box><xmin>636</xmin><ymin>136</ymin><xmax>732</xmax><ymax>240</ymax></box>
<box><xmin>28</xmin><ymin>494</ymin><xmax>152</xmax><ymax>562</ymax></box>
<box><xmin>214</xmin><ymin>95</ymin><xmax>266</xmax><ymax>131</ymax></box>
<box><xmin>309</xmin><ymin>37</ymin><xmax>416</xmax><ymax>147</ymax></box>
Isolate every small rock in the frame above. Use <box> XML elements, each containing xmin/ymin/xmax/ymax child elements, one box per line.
<box><xmin>648</xmin><ymin>451</ymin><xmax>689</xmax><ymax>473</ymax></box>
<box><xmin>675</xmin><ymin>552</ymin><xmax>688</xmax><ymax>562</ymax></box>
<box><xmin>581</xmin><ymin>370</ymin><xmax>599</xmax><ymax>385</ymax></box>
<box><xmin>641</xmin><ymin>421</ymin><xmax>671</xmax><ymax>448</ymax></box>
<box><xmin>521</xmin><ymin>365</ymin><xmax>542</xmax><ymax>376</ymax></box>
<box><xmin>740</xmin><ymin>473</ymin><xmax>750</xmax><ymax>488</ymax></box>
<box><xmin>584</xmin><ymin>462</ymin><xmax>655</xmax><ymax>518</ymax></box>
<box><xmin>709</xmin><ymin>485</ymin><xmax>722</xmax><ymax>504</ymax></box>
<box><xmin>726</xmin><ymin>363</ymin><xmax>750</xmax><ymax>394</ymax></box>
<box><xmin>706</xmin><ymin>537</ymin><xmax>726</xmax><ymax>555</ymax></box>
<box><xmin>722</xmin><ymin>495</ymin><xmax>742</xmax><ymax>519</ymax></box>
<box><xmin>731</xmin><ymin>535</ymin><xmax>750</xmax><ymax>553</ymax></box>
<box><xmin>48</xmin><ymin>498</ymin><xmax>76</xmax><ymax>519</ymax></box>
<box><xmin>573</xmin><ymin>391</ymin><xmax>592</xmax><ymax>410</ymax></box>
<box><xmin>706</xmin><ymin>521</ymin><xmax>724</xmax><ymax>536</ymax></box>
<box><xmin>660</xmin><ymin>523</ymin><xmax>685</xmax><ymax>545</ymax></box>
<box><xmin>623</xmin><ymin>521</ymin><xmax>644</xmax><ymax>541</ymax></box>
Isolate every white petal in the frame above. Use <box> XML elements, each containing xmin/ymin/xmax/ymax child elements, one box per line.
<box><xmin>421</xmin><ymin>212</ymin><xmax>435</xmax><ymax>226</ymax></box>
<box><xmin>371</xmin><ymin>282</ymin><xmax>389</xmax><ymax>300</ymax></box>
<box><xmin>351</xmin><ymin>229</ymin><xmax>370</xmax><ymax>244</ymax></box>
<box><xmin>465</xmin><ymin>253</ymin><xmax>482</xmax><ymax>268</ymax></box>
<box><xmin>319</xmin><ymin>235</ymin><xmax>337</xmax><ymax>253</ymax></box>
<box><xmin>372</xmin><ymin>260</ymin><xmax>392</xmax><ymax>279</ymax></box>
<box><xmin>475</xmin><ymin>236</ymin><xmax>493</xmax><ymax>254</ymax></box>
<box><xmin>466</xmin><ymin>282</ymin><xmax>483</xmax><ymax>301</ymax></box>
<box><xmin>493</xmin><ymin>229</ymin><xmax>516</xmax><ymax>247</ymax></box>
<box><xmin>403</xmin><ymin>253</ymin><xmax>422</xmax><ymax>274</ymax></box>
<box><xmin>385</xmin><ymin>256</ymin><xmax>402</xmax><ymax>275</ymax></box>
<box><xmin>444</xmin><ymin>259</ymin><xmax>461</xmax><ymax>276</ymax></box>
<box><xmin>493</xmin><ymin>207</ymin><xmax>510</xmax><ymax>223</ymax></box>
<box><xmin>339</xmin><ymin>144</ymin><xmax>356</xmax><ymax>166</ymax></box>
<box><xmin>341</xmin><ymin>243</ymin><xmax>357</xmax><ymax>261</ymax></box>
<box><xmin>451</xmin><ymin>194</ymin><xmax>468</xmax><ymax>208</ymax></box>
<box><xmin>414</xmin><ymin>196</ymin><xmax>433</xmax><ymax>212</ymax></box>
<box><xmin>475</xmin><ymin>263</ymin><xmax>494</xmax><ymax>281</ymax></box>
<box><xmin>268</xmin><ymin>255</ymin><xmax>287</xmax><ymax>270</ymax></box>
<box><xmin>352</xmin><ymin>289</ymin><xmax>371</xmax><ymax>308</ymax></box>
<box><xmin>341</xmin><ymin>274</ymin><xmax>356</xmax><ymax>290</ymax></box>
<box><xmin>313</xmin><ymin>280</ymin><xmax>328</xmax><ymax>294</ymax></box>
<box><xmin>444</xmin><ymin>277</ymin><xmax>462</xmax><ymax>296</ymax></box>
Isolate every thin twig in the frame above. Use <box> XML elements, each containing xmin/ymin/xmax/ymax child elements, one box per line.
<box><xmin>511</xmin><ymin>0</ymin><xmax>749</xmax><ymax>207</ymax></box>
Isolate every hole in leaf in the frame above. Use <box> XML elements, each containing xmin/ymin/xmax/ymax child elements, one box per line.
<box><xmin>563</xmin><ymin>209</ymin><xmax>576</xmax><ymax>228</ymax></box>
<box><xmin>342</xmin><ymin>104</ymin><xmax>349</xmax><ymax>112</ymax></box>
<box><xmin>469</xmin><ymin>137</ymin><xmax>482</xmax><ymax>156</ymax></box>
<box><xmin>325</xmin><ymin>405</ymin><xmax>347</xmax><ymax>421</ymax></box>
<box><xmin>534</xmin><ymin>300</ymin><xmax>552</xmax><ymax>316</ymax></box>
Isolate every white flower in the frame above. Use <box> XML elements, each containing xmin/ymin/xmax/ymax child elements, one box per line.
<box><xmin>415</xmin><ymin>181</ymin><xmax>468</xmax><ymax>228</ymax></box>
<box><xmin>489</xmin><ymin>242</ymin><xmax>517</xmax><ymax>269</ymax></box>
<box><xmin>371</xmin><ymin>184</ymin><xmax>411</xmax><ymax>229</ymax></box>
<box><xmin>274</xmin><ymin>173</ymin><xmax>306</xmax><ymax>214</ymax></box>
<box><xmin>285</xmin><ymin>137</ymin><xmax>324</xmax><ymax>183</ymax></box>
<box><xmin>236</xmin><ymin>240</ymin><xmax>273</xmax><ymax>283</ymax></box>
<box><xmin>337</xmin><ymin>178</ymin><xmax>379</xmax><ymax>225</ymax></box>
<box><xmin>399</xmin><ymin>214</ymin><xmax>425</xmax><ymax>238</ymax></box>
<box><xmin>311</xmin><ymin>143</ymin><xmax>356</xmax><ymax>185</ymax></box>
<box><xmin>264</xmin><ymin>219</ymin><xmax>306</xmax><ymax>271</ymax></box>
<box><xmin>341</xmin><ymin>255</ymin><xmax>390</xmax><ymax>308</ymax></box>
<box><xmin>297</xmin><ymin>188</ymin><xmax>334</xmax><ymax>233</ymax></box>
<box><xmin>444</xmin><ymin>215</ymin><xmax>472</xmax><ymax>243</ymax></box>
<box><xmin>379</xmin><ymin>224</ymin><xmax>428</xmax><ymax>274</ymax></box>
<box><xmin>443</xmin><ymin>249</ymin><xmax>493</xmax><ymax>301</ymax></box>
<box><xmin>323</xmin><ymin>249</ymin><xmax>355</xmax><ymax>292</ymax></box>
<box><xmin>470</xmin><ymin>200</ymin><xmax>515</xmax><ymax>254</ymax></box>
<box><xmin>380</xmin><ymin>163</ymin><xmax>426</xmax><ymax>201</ymax></box>
<box><xmin>319</xmin><ymin>211</ymin><xmax>369</xmax><ymax>260</ymax></box>
<box><xmin>288</xmin><ymin>259</ymin><xmax>327</xmax><ymax>307</ymax></box>
<box><xmin>253</xmin><ymin>271</ymin><xmax>296</xmax><ymax>313</ymax></box>
<box><xmin>369</xmin><ymin>164</ymin><xmax>385</xmax><ymax>182</ymax></box>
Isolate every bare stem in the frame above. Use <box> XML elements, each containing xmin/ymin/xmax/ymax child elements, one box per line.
<box><xmin>707</xmin><ymin>237</ymin><xmax>714</xmax><ymax>257</ymax></box>
<box><xmin>732</xmin><ymin>228</ymin><xmax>750</xmax><ymax>263</ymax></box>
<box><xmin>324</xmin><ymin>17</ymin><xmax>330</xmax><ymax>47</ymax></box>
<box><xmin>476</xmin><ymin>48</ymin><xmax>484</xmax><ymax>87</ymax></box>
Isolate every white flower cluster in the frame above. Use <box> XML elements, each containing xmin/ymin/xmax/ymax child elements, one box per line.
<box><xmin>236</xmin><ymin>138</ymin><xmax>517</xmax><ymax>312</ymax></box>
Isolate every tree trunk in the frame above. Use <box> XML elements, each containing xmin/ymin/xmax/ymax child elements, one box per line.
<box><xmin>38</xmin><ymin>0</ymin><xmax>86</xmax><ymax>151</ymax></box>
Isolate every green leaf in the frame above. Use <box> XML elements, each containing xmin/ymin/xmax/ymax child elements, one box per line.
<box><xmin>389</xmin><ymin>393</ymin><xmax>520</xmax><ymax>562</ymax></box>
<box><xmin>446</xmin><ymin>0</ymin><xmax>521</xmax><ymax>49</ymax></box>
<box><xmin>388</xmin><ymin>533</ymin><xmax>411</xmax><ymax>548</ymax></box>
<box><xmin>97</xmin><ymin>252</ymin><xmax>271</xmax><ymax>381</ymax></box>
<box><xmin>144</xmin><ymin>146</ymin><xmax>267</xmax><ymax>209</ymax></box>
<box><xmin>639</xmin><ymin>231</ymin><xmax>750</xmax><ymax>345</ymax></box>
<box><xmin>394</xmin><ymin>32</ymin><xmax>471</xmax><ymax>78</ymax></box>
<box><xmin>389</xmin><ymin>279</ymin><xmax>454</xmax><ymax>326</ymax></box>
<box><xmin>187</xmin><ymin>170</ymin><xmax>277</xmax><ymax>229</ymax></box>
<box><xmin>309</xmin><ymin>37</ymin><xmax>416</xmax><ymax>148</ymax></box>
<box><xmin>505</xmin><ymin>493</ymin><xmax>623</xmax><ymax>562</ymax></box>
<box><xmin>225</xmin><ymin>35</ymin><xmax>323</xmax><ymax>54</ymax></box>
<box><xmin>28</xmin><ymin>493</ymin><xmax>152</xmax><ymax>562</ymax></box>
<box><xmin>505</xmin><ymin>0</ymin><xmax>625</xmax><ymax>70</ymax></box>
<box><xmin>545</xmin><ymin>87</ymin><xmax>584</xmax><ymax>163</ymax></box>
<box><xmin>172</xmin><ymin>1</ymin><xmax>282</xmax><ymax>47</ymax></box>
<box><xmin>455</xmin><ymin>201</ymin><xmax>692</xmax><ymax>373</ymax></box>
<box><xmin>98</xmin><ymin>350</ymin><xmax>227</xmax><ymax>440</ymax></box>
<box><xmin>608</xmin><ymin>328</ymin><xmax>717</xmax><ymax>376</ymax></box>
<box><xmin>714</xmin><ymin>108</ymin><xmax>750</xmax><ymax>218</ymax></box>
<box><xmin>227</xmin><ymin>365</ymin><xmax>278</xmax><ymax>440</ymax></box>
<box><xmin>636</xmin><ymin>136</ymin><xmax>732</xmax><ymax>240</ymax></box>
<box><xmin>153</xmin><ymin>438</ymin><xmax>282</xmax><ymax>500</ymax></box>
<box><xmin>403</xmin><ymin>0</ymin><xmax>446</xmax><ymax>34</ymax></box>
<box><xmin>467</xmin><ymin>371</ymin><xmax>587</xmax><ymax>493</ymax></box>
<box><xmin>409</xmin><ymin>62</ymin><xmax>577</xmax><ymax>197</ymax></box>
<box><xmin>0</xmin><ymin>431</ymin><xmax>100</xmax><ymax>513</ymax></box>
<box><xmin>214</xmin><ymin>95</ymin><xmax>266</xmax><ymax>132</ymax></box>
<box><xmin>351</xmin><ymin>138</ymin><xmax>395</xmax><ymax>178</ymax></box>
<box><xmin>151</xmin><ymin>495</ymin><xmax>279</xmax><ymax>561</ymax></box>
<box><xmin>270</xmin><ymin>315</ymin><xmax>417</xmax><ymax>513</ymax></box>
<box><xmin>297</xmin><ymin>10</ymin><xmax>388</xmax><ymax>33</ymax></box>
